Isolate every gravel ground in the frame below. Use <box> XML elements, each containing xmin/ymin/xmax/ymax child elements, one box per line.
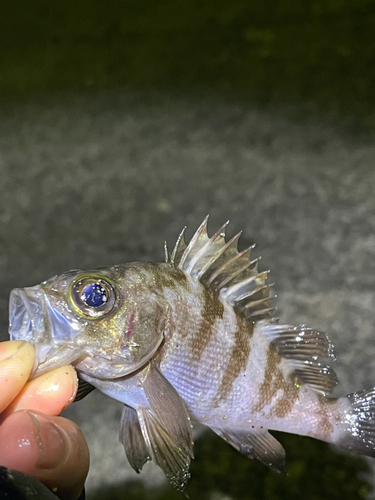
<box><xmin>1</xmin><ymin>90</ymin><xmax>375</xmax><ymax>497</ymax></box>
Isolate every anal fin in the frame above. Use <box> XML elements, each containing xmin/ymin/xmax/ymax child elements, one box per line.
<box><xmin>213</xmin><ymin>427</ymin><xmax>286</xmax><ymax>473</ymax></box>
<box><xmin>119</xmin><ymin>404</ymin><xmax>151</xmax><ymax>473</ymax></box>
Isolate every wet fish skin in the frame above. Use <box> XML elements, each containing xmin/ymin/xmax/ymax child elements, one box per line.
<box><xmin>8</xmin><ymin>217</ymin><xmax>375</xmax><ymax>490</ymax></box>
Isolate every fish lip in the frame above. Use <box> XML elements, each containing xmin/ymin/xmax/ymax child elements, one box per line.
<box><xmin>31</xmin><ymin>343</ymin><xmax>87</xmax><ymax>379</ymax></box>
<box><xmin>9</xmin><ymin>285</ymin><xmax>76</xmax><ymax>344</ymax></box>
<box><xmin>9</xmin><ymin>287</ymin><xmax>47</xmax><ymax>343</ymax></box>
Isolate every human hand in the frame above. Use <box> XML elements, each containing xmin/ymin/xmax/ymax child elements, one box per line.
<box><xmin>0</xmin><ymin>341</ymin><xmax>89</xmax><ymax>500</ymax></box>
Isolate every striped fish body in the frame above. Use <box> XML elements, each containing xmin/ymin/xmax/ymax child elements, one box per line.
<box><xmin>132</xmin><ymin>264</ymin><xmax>345</xmax><ymax>462</ymax></box>
<box><xmin>8</xmin><ymin>218</ymin><xmax>375</xmax><ymax>490</ymax></box>
<box><xmin>156</xmin><ymin>268</ymin><xmax>335</xmax><ymax>435</ymax></box>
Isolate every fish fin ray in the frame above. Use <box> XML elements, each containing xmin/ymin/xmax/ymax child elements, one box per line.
<box><xmin>141</xmin><ymin>362</ymin><xmax>194</xmax><ymax>491</ymax></box>
<box><xmin>119</xmin><ymin>404</ymin><xmax>151</xmax><ymax>473</ymax></box>
<box><xmin>164</xmin><ymin>241</ymin><xmax>170</xmax><ymax>264</ymax></box>
<box><xmin>171</xmin><ymin>227</ymin><xmax>187</xmax><ymax>265</ymax></box>
<box><xmin>338</xmin><ymin>387</ymin><xmax>375</xmax><ymax>457</ymax></box>
<box><xmin>259</xmin><ymin>322</ymin><xmax>337</xmax><ymax>396</ymax></box>
<box><xmin>138</xmin><ymin>409</ymin><xmax>191</xmax><ymax>491</ymax></box>
<box><xmin>73</xmin><ymin>378</ymin><xmax>95</xmax><ymax>402</ymax></box>
<box><xmin>171</xmin><ymin>217</ymin><xmax>273</xmax><ymax>322</ymax></box>
<box><xmin>213</xmin><ymin>427</ymin><xmax>286</xmax><ymax>473</ymax></box>
<box><xmin>177</xmin><ymin>215</ymin><xmax>210</xmax><ymax>271</ymax></box>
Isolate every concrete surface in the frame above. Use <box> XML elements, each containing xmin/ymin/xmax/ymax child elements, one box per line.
<box><xmin>1</xmin><ymin>90</ymin><xmax>375</xmax><ymax>496</ymax></box>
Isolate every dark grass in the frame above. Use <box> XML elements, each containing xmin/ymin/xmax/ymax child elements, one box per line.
<box><xmin>88</xmin><ymin>430</ymin><xmax>372</xmax><ymax>500</ymax></box>
<box><xmin>1</xmin><ymin>0</ymin><xmax>375</xmax><ymax>122</ymax></box>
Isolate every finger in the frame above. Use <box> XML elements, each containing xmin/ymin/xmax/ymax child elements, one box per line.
<box><xmin>0</xmin><ymin>341</ymin><xmax>35</xmax><ymax>413</ymax></box>
<box><xmin>1</xmin><ymin>365</ymin><xmax>78</xmax><ymax>419</ymax></box>
<box><xmin>0</xmin><ymin>410</ymin><xmax>89</xmax><ymax>500</ymax></box>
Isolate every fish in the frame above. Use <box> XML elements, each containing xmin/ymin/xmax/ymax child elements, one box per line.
<box><xmin>8</xmin><ymin>217</ymin><xmax>375</xmax><ymax>491</ymax></box>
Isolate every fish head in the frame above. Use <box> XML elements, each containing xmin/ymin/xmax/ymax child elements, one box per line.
<box><xmin>9</xmin><ymin>264</ymin><xmax>167</xmax><ymax>380</ymax></box>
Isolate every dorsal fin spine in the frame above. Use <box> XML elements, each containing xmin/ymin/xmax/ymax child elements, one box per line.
<box><xmin>240</xmin><ymin>296</ymin><xmax>273</xmax><ymax>310</ymax></box>
<box><xmin>197</xmin><ymin>231</ymin><xmax>242</xmax><ymax>281</ymax></box>
<box><xmin>210</xmin><ymin>259</ymin><xmax>252</xmax><ymax>291</ymax></box>
<box><xmin>178</xmin><ymin>216</ymin><xmax>209</xmax><ymax>269</ymax></box>
<box><xmin>206</xmin><ymin>244</ymin><xmax>255</xmax><ymax>287</ymax></box>
<box><xmin>221</xmin><ymin>272</ymin><xmax>269</xmax><ymax>303</ymax></box>
<box><xmin>164</xmin><ymin>241</ymin><xmax>170</xmax><ymax>263</ymax></box>
<box><xmin>186</xmin><ymin>220</ymin><xmax>230</xmax><ymax>275</ymax></box>
<box><xmin>171</xmin><ymin>227</ymin><xmax>187</xmax><ymax>264</ymax></box>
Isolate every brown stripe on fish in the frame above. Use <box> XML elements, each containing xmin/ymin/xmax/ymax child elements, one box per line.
<box><xmin>315</xmin><ymin>397</ymin><xmax>336</xmax><ymax>437</ymax></box>
<box><xmin>212</xmin><ymin>314</ymin><xmax>253</xmax><ymax>406</ymax></box>
<box><xmin>189</xmin><ymin>287</ymin><xmax>225</xmax><ymax>362</ymax></box>
<box><xmin>152</xmin><ymin>263</ymin><xmax>188</xmax><ymax>290</ymax></box>
<box><xmin>251</xmin><ymin>345</ymin><xmax>300</xmax><ymax>419</ymax></box>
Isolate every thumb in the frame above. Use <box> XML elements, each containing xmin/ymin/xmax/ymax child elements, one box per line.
<box><xmin>0</xmin><ymin>410</ymin><xmax>89</xmax><ymax>500</ymax></box>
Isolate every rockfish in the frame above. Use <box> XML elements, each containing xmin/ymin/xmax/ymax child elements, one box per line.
<box><xmin>8</xmin><ymin>218</ymin><xmax>375</xmax><ymax>490</ymax></box>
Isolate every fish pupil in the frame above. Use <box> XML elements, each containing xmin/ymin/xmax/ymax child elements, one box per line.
<box><xmin>81</xmin><ymin>283</ymin><xmax>108</xmax><ymax>307</ymax></box>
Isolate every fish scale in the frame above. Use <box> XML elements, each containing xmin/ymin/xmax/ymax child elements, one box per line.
<box><xmin>8</xmin><ymin>217</ymin><xmax>375</xmax><ymax>490</ymax></box>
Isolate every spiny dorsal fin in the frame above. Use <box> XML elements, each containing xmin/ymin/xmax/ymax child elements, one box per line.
<box><xmin>259</xmin><ymin>322</ymin><xmax>338</xmax><ymax>396</ymax></box>
<box><xmin>170</xmin><ymin>216</ymin><xmax>273</xmax><ymax>322</ymax></box>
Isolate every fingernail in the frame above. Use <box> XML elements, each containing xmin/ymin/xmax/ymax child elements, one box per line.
<box><xmin>28</xmin><ymin>412</ymin><xmax>72</xmax><ymax>470</ymax></box>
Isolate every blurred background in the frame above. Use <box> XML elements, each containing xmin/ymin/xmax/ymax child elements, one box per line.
<box><xmin>1</xmin><ymin>1</ymin><xmax>375</xmax><ymax>499</ymax></box>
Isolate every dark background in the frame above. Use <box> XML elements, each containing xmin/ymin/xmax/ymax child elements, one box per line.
<box><xmin>1</xmin><ymin>2</ymin><xmax>375</xmax><ymax>499</ymax></box>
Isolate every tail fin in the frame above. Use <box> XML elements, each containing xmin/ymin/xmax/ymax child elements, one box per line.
<box><xmin>339</xmin><ymin>387</ymin><xmax>375</xmax><ymax>457</ymax></box>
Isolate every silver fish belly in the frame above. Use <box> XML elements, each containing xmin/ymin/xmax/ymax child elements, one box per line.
<box><xmin>8</xmin><ymin>217</ymin><xmax>375</xmax><ymax>490</ymax></box>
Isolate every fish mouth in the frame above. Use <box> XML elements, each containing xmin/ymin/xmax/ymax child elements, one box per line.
<box><xmin>9</xmin><ymin>286</ymin><xmax>78</xmax><ymax>343</ymax></box>
<box><xmin>9</xmin><ymin>287</ymin><xmax>49</xmax><ymax>343</ymax></box>
<box><xmin>9</xmin><ymin>286</ymin><xmax>87</xmax><ymax>377</ymax></box>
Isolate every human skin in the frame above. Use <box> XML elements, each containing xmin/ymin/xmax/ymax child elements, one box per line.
<box><xmin>0</xmin><ymin>341</ymin><xmax>89</xmax><ymax>500</ymax></box>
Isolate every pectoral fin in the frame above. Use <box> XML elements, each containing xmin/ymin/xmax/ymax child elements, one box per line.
<box><xmin>119</xmin><ymin>405</ymin><xmax>151</xmax><ymax>473</ymax></box>
<box><xmin>138</xmin><ymin>362</ymin><xmax>194</xmax><ymax>491</ymax></box>
<box><xmin>213</xmin><ymin>427</ymin><xmax>286</xmax><ymax>473</ymax></box>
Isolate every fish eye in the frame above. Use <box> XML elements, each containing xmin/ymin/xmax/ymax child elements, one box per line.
<box><xmin>69</xmin><ymin>274</ymin><xmax>116</xmax><ymax>318</ymax></box>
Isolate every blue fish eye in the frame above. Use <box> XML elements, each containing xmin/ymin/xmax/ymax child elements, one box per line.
<box><xmin>81</xmin><ymin>283</ymin><xmax>108</xmax><ymax>307</ymax></box>
<box><xmin>70</xmin><ymin>275</ymin><xmax>116</xmax><ymax>318</ymax></box>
